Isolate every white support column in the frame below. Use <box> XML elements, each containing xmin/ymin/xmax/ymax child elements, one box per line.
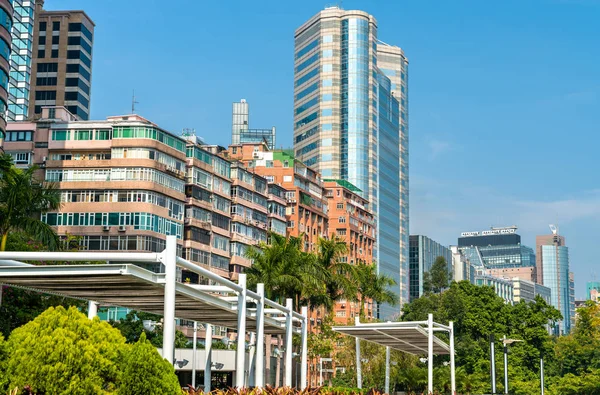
<box><xmin>248</xmin><ymin>332</ymin><xmax>256</xmax><ymax>387</ymax></box>
<box><xmin>192</xmin><ymin>322</ymin><xmax>198</xmax><ymax>389</ymax></box>
<box><xmin>301</xmin><ymin>306</ymin><xmax>308</xmax><ymax>390</ymax></box>
<box><xmin>162</xmin><ymin>235</ymin><xmax>177</xmax><ymax>364</ymax></box>
<box><xmin>428</xmin><ymin>313</ymin><xmax>434</xmax><ymax>395</ymax></box>
<box><xmin>319</xmin><ymin>358</ymin><xmax>323</xmax><ymax>386</ymax></box>
<box><xmin>236</xmin><ymin>273</ymin><xmax>248</xmax><ymax>388</ymax></box>
<box><xmin>284</xmin><ymin>298</ymin><xmax>293</xmax><ymax>387</ymax></box>
<box><xmin>255</xmin><ymin>284</ymin><xmax>265</xmax><ymax>388</ymax></box>
<box><xmin>87</xmin><ymin>301</ymin><xmax>98</xmax><ymax>319</ymax></box>
<box><xmin>385</xmin><ymin>346</ymin><xmax>391</xmax><ymax>394</ymax></box>
<box><xmin>205</xmin><ymin>323</ymin><xmax>213</xmax><ymax>392</ymax></box>
<box><xmin>540</xmin><ymin>356</ymin><xmax>544</xmax><ymax>395</ymax></box>
<box><xmin>449</xmin><ymin>321</ymin><xmax>456</xmax><ymax>395</ymax></box>
<box><xmin>355</xmin><ymin>316</ymin><xmax>362</xmax><ymax>389</ymax></box>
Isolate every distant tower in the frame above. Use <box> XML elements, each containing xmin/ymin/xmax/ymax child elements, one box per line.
<box><xmin>231</xmin><ymin>99</ymin><xmax>249</xmax><ymax>145</ymax></box>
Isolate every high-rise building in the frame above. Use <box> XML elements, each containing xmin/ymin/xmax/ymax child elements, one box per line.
<box><xmin>0</xmin><ymin>0</ymin><xmax>12</xmax><ymax>132</ymax></box>
<box><xmin>29</xmin><ymin>2</ymin><xmax>94</xmax><ymax>120</ymax></box>
<box><xmin>536</xmin><ymin>229</ymin><xmax>571</xmax><ymax>334</ymax></box>
<box><xmin>569</xmin><ymin>271</ymin><xmax>575</xmax><ymax>329</ymax></box>
<box><xmin>409</xmin><ymin>235</ymin><xmax>452</xmax><ymax>301</ymax></box>
<box><xmin>7</xmin><ymin>0</ymin><xmax>35</xmax><ymax>121</ymax></box>
<box><xmin>587</xmin><ymin>281</ymin><xmax>600</xmax><ymax>301</ymax></box>
<box><xmin>231</xmin><ymin>99</ymin><xmax>276</xmax><ymax>150</ymax></box>
<box><xmin>293</xmin><ymin>6</ymin><xmax>409</xmax><ymax>315</ymax></box>
<box><xmin>458</xmin><ymin>227</ymin><xmax>536</xmax><ymax>275</ymax></box>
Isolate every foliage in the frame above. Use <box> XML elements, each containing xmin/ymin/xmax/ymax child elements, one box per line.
<box><xmin>110</xmin><ymin>310</ymin><xmax>188</xmax><ymax>348</ymax></box>
<box><xmin>118</xmin><ymin>332</ymin><xmax>181</xmax><ymax>395</ymax></box>
<box><xmin>354</xmin><ymin>263</ymin><xmax>397</xmax><ymax>318</ymax></box>
<box><xmin>2</xmin><ymin>306</ymin><xmax>128</xmax><ymax>394</ymax></box>
<box><xmin>422</xmin><ymin>256</ymin><xmax>449</xmax><ymax>294</ymax></box>
<box><xmin>0</xmin><ymin>154</ymin><xmax>61</xmax><ymax>251</ymax></box>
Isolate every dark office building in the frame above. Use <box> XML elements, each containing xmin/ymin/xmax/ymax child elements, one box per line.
<box><xmin>409</xmin><ymin>235</ymin><xmax>452</xmax><ymax>301</ymax></box>
<box><xmin>29</xmin><ymin>1</ymin><xmax>94</xmax><ymax>120</ymax></box>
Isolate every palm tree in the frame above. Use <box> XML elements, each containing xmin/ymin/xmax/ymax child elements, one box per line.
<box><xmin>0</xmin><ymin>154</ymin><xmax>61</xmax><ymax>251</ymax></box>
<box><xmin>246</xmin><ymin>232</ymin><xmax>322</xmax><ymax>306</ymax></box>
<box><xmin>355</xmin><ymin>262</ymin><xmax>398</xmax><ymax>319</ymax></box>
<box><xmin>308</xmin><ymin>236</ymin><xmax>355</xmax><ymax>310</ymax></box>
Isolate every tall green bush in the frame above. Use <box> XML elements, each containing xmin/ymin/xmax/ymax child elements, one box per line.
<box><xmin>118</xmin><ymin>332</ymin><xmax>181</xmax><ymax>395</ymax></box>
<box><xmin>3</xmin><ymin>306</ymin><xmax>128</xmax><ymax>394</ymax></box>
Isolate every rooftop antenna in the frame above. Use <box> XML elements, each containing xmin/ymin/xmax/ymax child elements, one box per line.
<box><xmin>131</xmin><ymin>90</ymin><xmax>139</xmax><ymax>113</ymax></box>
<box><xmin>549</xmin><ymin>224</ymin><xmax>558</xmax><ymax>235</ymax></box>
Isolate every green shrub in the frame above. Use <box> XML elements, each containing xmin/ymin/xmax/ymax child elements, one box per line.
<box><xmin>118</xmin><ymin>332</ymin><xmax>181</xmax><ymax>395</ymax></box>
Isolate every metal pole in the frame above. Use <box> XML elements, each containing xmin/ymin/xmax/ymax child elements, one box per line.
<box><xmin>540</xmin><ymin>356</ymin><xmax>545</xmax><ymax>395</ymax></box>
<box><xmin>355</xmin><ymin>316</ymin><xmax>362</xmax><ymax>389</ymax></box>
<box><xmin>301</xmin><ymin>306</ymin><xmax>308</xmax><ymax>390</ymax></box>
<box><xmin>284</xmin><ymin>298</ymin><xmax>293</xmax><ymax>387</ymax></box>
<box><xmin>385</xmin><ymin>346</ymin><xmax>391</xmax><ymax>394</ymax></box>
<box><xmin>248</xmin><ymin>332</ymin><xmax>256</xmax><ymax>387</ymax></box>
<box><xmin>236</xmin><ymin>273</ymin><xmax>247</xmax><ymax>388</ymax></box>
<box><xmin>490</xmin><ymin>334</ymin><xmax>496</xmax><ymax>395</ymax></box>
<box><xmin>87</xmin><ymin>301</ymin><xmax>98</xmax><ymax>319</ymax></box>
<box><xmin>255</xmin><ymin>284</ymin><xmax>265</xmax><ymax>388</ymax></box>
<box><xmin>162</xmin><ymin>235</ymin><xmax>177</xmax><ymax>364</ymax></box>
<box><xmin>205</xmin><ymin>323</ymin><xmax>212</xmax><ymax>392</ymax></box>
<box><xmin>450</xmin><ymin>321</ymin><xmax>456</xmax><ymax>395</ymax></box>
<box><xmin>192</xmin><ymin>322</ymin><xmax>197</xmax><ymax>389</ymax></box>
<box><xmin>428</xmin><ymin>313</ymin><xmax>434</xmax><ymax>395</ymax></box>
<box><xmin>503</xmin><ymin>336</ymin><xmax>508</xmax><ymax>394</ymax></box>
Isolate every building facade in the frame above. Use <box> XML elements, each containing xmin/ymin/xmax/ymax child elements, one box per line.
<box><xmin>29</xmin><ymin>3</ymin><xmax>94</xmax><ymax>120</ymax></box>
<box><xmin>536</xmin><ymin>231</ymin><xmax>571</xmax><ymax>334</ymax></box>
<box><xmin>293</xmin><ymin>6</ymin><xmax>409</xmax><ymax>315</ymax></box>
<box><xmin>450</xmin><ymin>245</ymin><xmax>475</xmax><ymax>283</ymax></box>
<box><xmin>409</xmin><ymin>235</ymin><xmax>452</xmax><ymax>301</ymax></box>
<box><xmin>231</xmin><ymin>99</ymin><xmax>276</xmax><ymax>150</ymax></box>
<box><xmin>7</xmin><ymin>0</ymin><xmax>35</xmax><ymax>121</ymax></box>
<box><xmin>0</xmin><ymin>0</ymin><xmax>11</xmax><ymax>132</ymax></box>
<box><xmin>587</xmin><ymin>281</ymin><xmax>600</xmax><ymax>301</ymax></box>
<box><xmin>324</xmin><ymin>179</ymin><xmax>375</xmax><ymax>323</ymax></box>
<box><xmin>512</xmin><ymin>277</ymin><xmax>551</xmax><ymax>304</ymax></box>
<box><xmin>474</xmin><ymin>274</ymin><xmax>514</xmax><ymax>304</ymax></box>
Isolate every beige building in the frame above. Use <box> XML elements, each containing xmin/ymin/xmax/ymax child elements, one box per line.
<box><xmin>29</xmin><ymin>0</ymin><xmax>94</xmax><ymax>120</ymax></box>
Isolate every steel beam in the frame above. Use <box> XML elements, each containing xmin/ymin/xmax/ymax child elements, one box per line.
<box><xmin>162</xmin><ymin>236</ymin><xmax>177</xmax><ymax>364</ymax></box>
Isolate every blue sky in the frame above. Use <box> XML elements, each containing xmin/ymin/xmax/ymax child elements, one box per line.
<box><xmin>49</xmin><ymin>0</ymin><xmax>599</xmax><ymax>298</ymax></box>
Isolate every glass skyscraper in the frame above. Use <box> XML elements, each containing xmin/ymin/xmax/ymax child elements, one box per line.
<box><xmin>537</xmin><ymin>232</ymin><xmax>571</xmax><ymax>335</ymax></box>
<box><xmin>293</xmin><ymin>7</ymin><xmax>409</xmax><ymax>315</ymax></box>
<box><xmin>231</xmin><ymin>99</ymin><xmax>276</xmax><ymax>150</ymax></box>
<box><xmin>7</xmin><ymin>0</ymin><xmax>35</xmax><ymax>121</ymax></box>
<box><xmin>409</xmin><ymin>235</ymin><xmax>452</xmax><ymax>301</ymax></box>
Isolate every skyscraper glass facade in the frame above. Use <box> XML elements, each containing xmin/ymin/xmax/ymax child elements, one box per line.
<box><xmin>541</xmin><ymin>245</ymin><xmax>571</xmax><ymax>335</ymax></box>
<box><xmin>8</xmin><ymin>0</ymin><xmax>34</xmax><ymax>121</ymax></box>
<box><xmin>409</xmin><ymin>235</ymin><xmax>452</xmax><ymax>301</ymax></box>
<box><xmin>293</xmin><ymin>7</ymin><xmax>409</xmax><ymax>314</ymax></box>
<box><xmin>0</xmin><ymin>0</ymin><xmax>12</xmax><ymax>134</ymax></box>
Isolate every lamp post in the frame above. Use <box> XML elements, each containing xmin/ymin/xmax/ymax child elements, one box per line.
<box><xmin>502</xmin><ymin>336</ymin><xmax>523</xmax><ymax>394</ymax></box>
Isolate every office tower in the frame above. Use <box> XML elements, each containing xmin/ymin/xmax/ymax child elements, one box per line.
<box><xmin>408</xmin><ymin>235</ymin><xmax>452</xmax><ymax>301</ymax></box>
<box><xmin>0</xmin><ymin>0</ymin><xmax>11</xmax><ymax>133</ymax></box>
<box><xmin>536</xmin><ymin>227</ymin><xmax>571</xmax><ymax>334</ymax></box>
<box><xmin>29</xmin><ymin>2</ymin><xmax>94</xmax><ymax>120</ymax></box>
<box><xmin>569</xmin><ymin>272</ymin><xmax>575</xmax><ymax>329</ymax></box>
<box><xmin>512</xmin><ymin>278</ymin><xmax>551</xmax><ymax>304</ymax></box>
<box><xmin>458</xmin><ymin>226</ymin><xmax>537</xmax><ymax>282</ymax></box>
<box><xmin>293</xmin><ymin>6</ymin><xmax>409</xmax><ymax>315</ymax></box>
<box><xmin>7</xmin><ymin>0</ymin><xmax>35</xmax><ymax>121</ymax></box>
<box><xmin>231</xmin><ymin>99</ymin><xmax>276</xmax><ymax>150</ymax></box>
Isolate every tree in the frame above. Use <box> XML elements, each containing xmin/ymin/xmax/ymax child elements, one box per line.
<box><xmin>111</xmin><ymin>310</ymin><xmax>188</xmax><ymax>348</ymax></box>
<box><xmin>0</xmin><ymin>154</ymin><xmax>61</xmax><ymax>251</ymax></box>
<box><xmin>354</xmin><ymin>262</ymin><xmax>397</xmax><ymax>318</ymax></box>
<box><xmin>118</xmin><ymin>332</ymin><xmax>181</xmax><ymax>395</ymax></box>
<box><xmin>422</xmin><ymin>256</ymin><xmax>449</xmax><ymax>294</ymax></box>
<box><xmin>2</xmin><ymin>306</ymin><xmax>128</xmax><ymax>394</ymax></box>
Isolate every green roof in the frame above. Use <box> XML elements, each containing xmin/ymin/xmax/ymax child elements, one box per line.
<box><xmin>323</xmin><ymin>179</ymin><xmax>362</xmax><ymax>193</ymax></box>
<box><xmin>273</xmin><ymin>150</ymin><xmax>295</xmax><ymax>162</ymax></box>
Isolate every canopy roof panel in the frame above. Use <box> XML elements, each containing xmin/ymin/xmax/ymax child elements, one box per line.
<box><xmin>0</xmin><ymin>264</ymin><xmax>290</xmax><ymax>334</ymax></box>
<box><xmin>333</xmin><ymin>322</ymin><xmax>450</xmax><ymax>355</ymax></box>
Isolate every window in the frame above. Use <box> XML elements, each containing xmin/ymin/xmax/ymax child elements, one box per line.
<box><xmin>51</xmin><ymin>130</ymin><xmax>70</xmax><ymax>141</ymax></box>
<box><xmin>68</xmin><ymin>23</ymin><xmax>93</xmax><ymax>42</ymax></box>
<box><xmin>38</xmin><ymin>36</ymin><xmax>46</xmax><ymax>45</ymax></box>
<box><xmin>38</xmin><ymin>21</ymin><xmax>47</xmax><ymax>31</ymax></box>
<box><xmin>73</xmin><ymin>130</ymin><xmax>90</xmax><ymax>140</ymax></box>
<box><xmin>323</xmin><ymin>64</ymin><xmax>333</xmax><ymax>72</ymax></box>
<box><xmin>339</xmin><ymin>217</ymin><xmax>346</xmax><ymax>224</ymax></box>
<box><xmin>37</xmin><ymin>62</ymin><xmax>58</xmax><ymax>73</ymax></box>
<box><xmin>283</xmin><ymin>175</ymin><xmax>292</xmax><ymax>182</ymax></box>
<box><xmin>52</xmin><ymin>21</ymin><xmax>60</xmax><ymax>31</ymax></box>
<box><xmin>3</xmin><ymin>131</ymin><xmax>33</xmax><ymax>142</ymax></box>
<box><xmin>337</xmin><ymin>229</ymin><xmax>347</xmax><ymax>236</ymax></box>
<box><xmin>52</xmin><ymin>35</ymin><xmax>59</xmax><ymax>44</ymax></box>
<box><xmin>51</xmin><ymin>49</ymin><xmax>59</xmax><ymax>58</ymax></box>
<box><xmin>66</xmin><ymin>63</ymin><xmax>91</xmax><ymax>81</ymax></box>
<box><xmin>12</xmin><ymin>152</ymin><xmax>31</xmax><ymax>165</ymax></box>
<box><xmin>323</xmin><ymin>35</ymin><xmax>333</xmax><ymax>43</ymax></box>
<box><xmin>35</xmin><ymin>90</ymin><xmax>56</xmax><ymax>101</ymax></box>
<box><xmin>95</xmin><ymin>129</ymin><xmax>112</xmax><ymax>140</ymax></box>
<box><xmin>322</xmin><ymin>93</ymin><xmax>332</xmax><ymax>101</ymax></box>
<box><xmin>36</xmin><ymin>76</ymin><xmax>57</xmax><ymax>86</ymax></box>
<box><xmin>37</xmin><ymin>50</ymin><xmax>45</xmax><ymax>59</ymax></box>
<box><xmin>337</xmin><ymin>203</ymin><xmax>344</xmax><ymax>209</ymax></box>
<box><xmin>322</xmin><ymin>49</ymin><xmax>333</xmax><ymax>58</ymax></box>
